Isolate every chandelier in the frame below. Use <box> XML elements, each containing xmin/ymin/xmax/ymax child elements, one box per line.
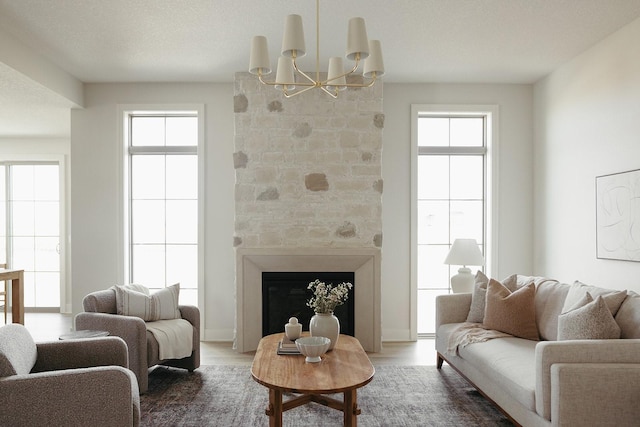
<box><xmin>248</xmin><ymin>0</ymin><xmax>384</xmax><ymax>98</ymax></box>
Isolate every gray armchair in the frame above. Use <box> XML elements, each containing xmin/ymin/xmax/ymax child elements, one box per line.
<box><xmin>0</xmin><ymin>323</ymin><xmax>140</xmax><ymax>427</ymax></box>
<box><xmin>75</xmin><ymin>288</ymin><xmax>200</xmax><ymax>393</ymax></box>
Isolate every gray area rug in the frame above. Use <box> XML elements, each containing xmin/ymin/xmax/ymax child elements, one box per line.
<box><xmin>141</xmin><ymin>365</ymin><xmax>513</xmax><ymax>426</ymax></box>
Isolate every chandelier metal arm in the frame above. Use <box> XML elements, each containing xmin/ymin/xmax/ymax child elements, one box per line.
<box><xmin>321</xmin><ymin>56</ymin><xmax>360</xmax><ymax>85</ymax></box>
<box><xmin>257</xmin><ymin>70</ymin><xmax>314</xmax><ymax>88</ymax></box>
<box><xmin>292</xmin><ymin>55</ymin><xmax>321</xmax><ymax>87</ymax></box>
<box><xmin>284</xmin><ymin>84</ymin><xmax>319</xmax><ymax>98</ymax></box>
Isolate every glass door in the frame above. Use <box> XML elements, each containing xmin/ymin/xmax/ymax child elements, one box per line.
<box><xmin>2</xmin><ymin>163</ymin><xmax>61</xmax><ymax>308</ymax></box>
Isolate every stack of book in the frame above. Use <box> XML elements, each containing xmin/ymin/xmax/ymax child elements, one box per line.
<box><xmin>277</xmin><ymin>336</ymin><xmax>300</xmax><ymax>355</ymax></box>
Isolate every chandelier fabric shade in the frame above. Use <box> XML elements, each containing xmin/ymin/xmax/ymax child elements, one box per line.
<box><xmin>364</xmin><ymin>40</ymin><xmax>385</xmax><ymax>78</ymax></box>
<box><xmin>282</xmin><ymin>14</ymin><xmax>306</xmax><ymax>58</ymax></box>
<box><xmin>327</xmin><ymin>57</ymin><xmax>347</xmax><ymax>92</ymax></box>
<box><xmin>248</xmin><ymin>0</ymin><xmax>384</xmax><ymax>98</ymax></box>
<box><xmin>346</xmin><ymin>17</ymin><xmax>369</xmax><ymax>61</ymax></box>
<box><xmin>249</xmin><ymin>36</ymin><xmax>271</xmax><ymax>75</ymax></box>
<box><xmin>275</xmin><ymin>56</ymin><xmax>295</xmax><ymax>91</ymax></box>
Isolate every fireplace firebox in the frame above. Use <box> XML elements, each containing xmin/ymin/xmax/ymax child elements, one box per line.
<box><xmin>262</xmin><ymin>272</ymin><xmax>355</xmax><ymax>337</ymax></box>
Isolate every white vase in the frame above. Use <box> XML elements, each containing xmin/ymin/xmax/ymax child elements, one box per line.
<box><xmin>309</xmin><ymin>312</ymin><xmax>340</xmax><ymax>350</ymax></box>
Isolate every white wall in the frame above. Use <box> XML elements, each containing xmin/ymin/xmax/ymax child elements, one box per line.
<box><xmin>533</xmin><ymin>17</ymin><xmax>640</xmax><ymax>293</ymax></box>
<box><xmin>70</xmin><ymin>81</ymin><xmax>534</xmax><ymax>343</ymax></box>
<box><xmin>382</xmin><ymin>83</ymin><xmax>534</xmax><ymax>340</ymax></box>
<box><xmin>70</xmin><ymin>83</ymin><xmax>236</xmax><ymax>340</ymax></box>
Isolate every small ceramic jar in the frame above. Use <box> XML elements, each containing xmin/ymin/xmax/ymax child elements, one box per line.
<box><xmin>285</xmin><ymin>317</ymin><xmax>302</xmax><ymax>340</ymax></box>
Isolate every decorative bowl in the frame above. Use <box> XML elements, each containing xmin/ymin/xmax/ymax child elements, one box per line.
<box><xmin>295</xmin><ymin>336</ymin><xmax>331</xmax><ymax>363</ymax></box>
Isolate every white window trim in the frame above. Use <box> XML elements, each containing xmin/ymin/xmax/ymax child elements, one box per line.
<box><xmin>117</xmin><ymin>104</ymin><xmax>205</xmax><ymax>337</ymax></box>
<box><xmin>410</xmin><ymin>104</ymin><xmax>499</xmax><ymax>340</ymax></box>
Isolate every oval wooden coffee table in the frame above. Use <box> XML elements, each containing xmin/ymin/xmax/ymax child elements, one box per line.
<box><xmin>251</xmin><ymin>333</ymin><xmax>375</xmax><ymax>427</ymax></box>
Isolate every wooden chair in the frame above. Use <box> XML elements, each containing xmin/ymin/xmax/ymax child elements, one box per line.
<box><xmin>0</xmin><ymin>263</ymin><xmax>6</xmax><ymax>324</ymax></box>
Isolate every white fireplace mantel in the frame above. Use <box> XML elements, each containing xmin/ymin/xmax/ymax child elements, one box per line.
<box><xmin>235</xmin><ymin>247</ymin><xmax>382</xmax><ymax>353</ymax></box>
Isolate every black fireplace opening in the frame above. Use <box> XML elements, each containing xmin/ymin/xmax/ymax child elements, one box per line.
<box><xmin>262</xmin><ymin>271</ymin><xmax>355</xmax><ymax>337</ymax></box>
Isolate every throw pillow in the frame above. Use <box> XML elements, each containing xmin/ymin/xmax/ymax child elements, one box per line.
<box><xmin>615</xmin><ymin>291</ymin><xmax>640</xmax><ymax>339</ymax></box>
<box><xmin>558</xmin><ymin>293</ymin><xmax>621</xmax><ymax>340</ymax></box>
<box><xmin>124</xmin><ymin>283</ymin><xmax>150</xmax><ymax>295</ymax></box>
<box><xmin>562</xmin><ymin>281</ymin><xmax>627</xmax><ymax>316</ymax></box>
<box><xmin>483</xmin><ymin>279</ymin><xmax>539</xmax><ymax>341</ymax></box>
<box><xmin>466</xmin><ymin>272</ymin><xmax>518</xmax><ymax>323</ymax></box>
<box><xmin>114</xmin><ymin>283</ymin><xmax>181</xmax><ymax>321</ymax></box>
<box><xmin>0</xmin><ymin>324</ymin><xmax>38</xmax><ymax>377</ymax></box>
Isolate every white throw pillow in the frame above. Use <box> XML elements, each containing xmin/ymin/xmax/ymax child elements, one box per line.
<box><xmin>114</xmin><ymin>283</ymin><xmax>181</xmax><ymax>321</ymax></box>
<box><xmin>558</xmin><ymin>293</ymin><xmax>621</xmax><ymax>340</ymax></box>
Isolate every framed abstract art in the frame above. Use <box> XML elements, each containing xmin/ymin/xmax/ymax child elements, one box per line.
<box><xmin>596</xmin><ymin>168</ymin><xmax>640</xmax><ymax>262</ymax></box>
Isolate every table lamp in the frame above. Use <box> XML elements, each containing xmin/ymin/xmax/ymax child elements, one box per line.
<box><xmin>444</xmin><ymin>238</ymin><xmax>485</xmax><ymax>293</ymax></box>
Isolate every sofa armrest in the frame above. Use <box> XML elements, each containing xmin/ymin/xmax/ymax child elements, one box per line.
<box><xmin>179</xmin><ymin>305</ymin><xmax>200</xmax><ymax>332</ymax></box>
<box><xmin>32</xmin><ymin>336</ymin><xmax>129</xmax><ymax>373</ymax></box>
<box><xmin>435</xmin><ymin>293</ymin><xmax>472</xmax><ymax>329</ymax></box>
<box><xmin>0</xmin><ymin>366</ymin><xmax>140</xmax><ymax>426</ymax></box>
<box><xmin>75</xmin><ymin>312</ymin><xmax>147</xmax><ymax>390</ymax></box>
<box><xmin>551</xmin><ymin>363</ymin><xmax>640</xmax><ymax>426</ymax></box>
<box><xmin>535</xmin><ymin>339</ymin><xmax>640</xmax><ymax>421</ymax></box>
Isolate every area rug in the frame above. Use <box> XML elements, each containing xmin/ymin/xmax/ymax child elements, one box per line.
<box><xmin>141</xmin><ymin>365</ymin><xmax>512</xmax><ymax>426</ymax></box>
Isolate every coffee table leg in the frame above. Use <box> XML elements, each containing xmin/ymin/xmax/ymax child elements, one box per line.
<box><xmin>267</xmin><ymin>388</ymin><xmax>283</xmax><ymax>427</ymax></box>
<box><xmin>343</xmin><ymin>389</ymin><xmax>360</xmax><ymax>426</ymax></box>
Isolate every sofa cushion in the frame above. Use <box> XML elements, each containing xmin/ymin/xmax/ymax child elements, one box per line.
<box><xmin>534</xmin><ymin>280</ymin><xmax>569</xmax><ymax>341</ymax></box>
<box><xmin>615</xmin><ymin>291</ymin><xmax>640</xmax><ymax>338</ymax></box>
<box><xmin>562</xmin><ymin>281</ymin><xmax>627</xmax><ymax>316</ymax></box>
<box><xmin>458</xmin><ymin>336</ymin><xmax>538</xmax><ymax>412</ymax></box>
<box><xmin>558</xmin><ymin>293</ymin><xmax>621</xmax><ymax>340</ymax></box>
<box><xmin>466</xmin><ymin>272</ymin><xmax>518</xmax><ymax>323</ymax></box>
<box><xmin>517</xmin><ymin>275</ymin><xmax>557</xmax><ymax>287</ymax></box>
<box><xmin>0</xmin><ymin>324</ymin><xmax>37</xmax><ymax>377</ymax></box>
<box><xmin>114</xmin><ymin>283</ymin><xmax>181</xmax><ymax>321</ymax></box>
<box><xmin>484</xmin><ymin>280</ymin><xmax>539</xmax><ymax>341</ymax></box>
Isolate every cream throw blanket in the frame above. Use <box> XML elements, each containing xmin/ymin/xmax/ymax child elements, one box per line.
<box><xmin>446</xmin><ymin>322</ymin><xmax>511</xmax><ymax>355</ymax></box>
<box><xmin>146</xmin><ymin>319</ymin><xmax>194</xmax><ymax>360</ymax></box>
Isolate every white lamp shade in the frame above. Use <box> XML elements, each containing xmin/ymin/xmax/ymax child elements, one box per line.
<box><xmin>274</xmin><ymin>56</ymin><xmax>295</xmax><ymax>91</ymax></box>
<box><xmin>326</xmin><ymin>57</ymin><xmax>347</xmax><ymax>91</ymax></box>
<box><xmin>363</xmin><ymin>40</ymin><xmax>385</xmax><ymax>78</ymax></box>
<box><xmin>444</xmin><ymin>239</ymin><xmax>485</xmax><ymax>266</ymax></box>
<box><xmin>249</xmin><ymin>36</ymin><xmax>271</xmax><ymax>75</ymax></box>
<box><xmin>281</xmin><ymin>14</ymin><xmax>306</xmax><ymax>58</ymax></box>
<box><xmin>346</xmin><ymin>17</ymin><xmax>369</xmax><ymax>61</ymax></box>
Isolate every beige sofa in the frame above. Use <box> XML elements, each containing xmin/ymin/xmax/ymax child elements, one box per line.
<box><xmin>435</xmin><ymin>276</ymin><xmax>640</xmax><ymax>427</ymax></box>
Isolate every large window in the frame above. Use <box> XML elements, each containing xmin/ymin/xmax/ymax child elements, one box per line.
<box><xmin>412</xmin><ymin>105</ymin><xmax>496</xmax><ymax>336</ymax></box>
<box><xmin>124</xmin><ymin>111</ymin><xmax>201</xmax><ymax>306</ymax></box>
<box><xmin>1</xmin><ymin>162</ymin><xmax>62</xmax><ymax>309</ymax></box>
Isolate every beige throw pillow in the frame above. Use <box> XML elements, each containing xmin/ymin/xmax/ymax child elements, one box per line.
<box><xmin>466</xmin><ymin>272</ymin><xmax>518</xmax><ymax>324</ymax></box>
<box><xmin>115</xmin><ymin>283</ymin><xmax>181</xmax><ymax>321</ymax></box>
<box><xmin>558</xmin><ymin>292</ymin><xmax>621</xmax><ymax>340</ymax></box>
<box><xmin>484</xmin><ymin>279</ymin><xmax>539</xmax><ymax>341</ymax></box>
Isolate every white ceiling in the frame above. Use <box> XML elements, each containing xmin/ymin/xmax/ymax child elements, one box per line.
<box><xmin>2</xmin><ymin>0</ymin><xmax>640</xmax><ymax>137</ymax></box>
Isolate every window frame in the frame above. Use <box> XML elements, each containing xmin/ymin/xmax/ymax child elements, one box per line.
<box><xmin>410</xmin><ymin>104</ymin><xmax>499</xmax><ymax>339</ymax></box>
<box><xmin>118</xmin><ymin>105</ymin><xmax>205</xmax><ymax>317</ymax></box>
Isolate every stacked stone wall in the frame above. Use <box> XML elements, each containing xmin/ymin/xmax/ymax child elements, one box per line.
<box><xmin>233</xmin><ymin>72</ymin><xmax>383</xmax><ymax>249</ymax></box>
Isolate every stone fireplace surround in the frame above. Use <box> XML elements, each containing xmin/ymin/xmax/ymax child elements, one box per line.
<box><xmin>235</xmin><ymin>247</ymin><xmax>381</xmax><ymax>353</ymax></box>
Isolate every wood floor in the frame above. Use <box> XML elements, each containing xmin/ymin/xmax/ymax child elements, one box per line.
<box><xmin>14</xmin><ymin>312</ymin><xmax>437</xmax><ymax>366</ymax></box>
